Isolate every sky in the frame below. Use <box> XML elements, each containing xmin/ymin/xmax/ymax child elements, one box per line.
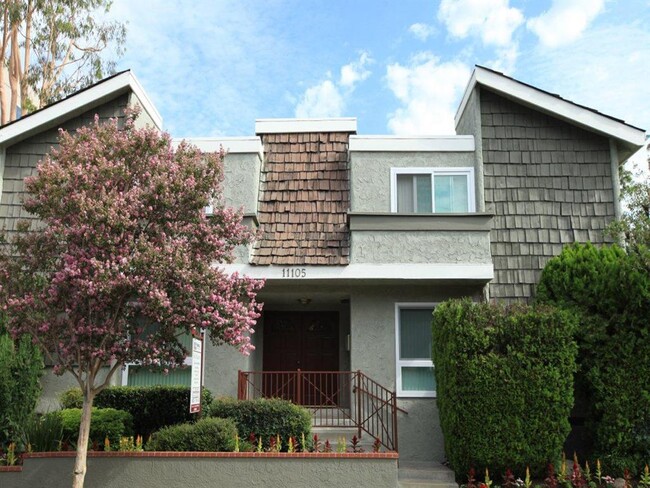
<box><xmin>109</xmin><ymin>0</ymin><xmax>650</xmax><ymax>169</ymax></box>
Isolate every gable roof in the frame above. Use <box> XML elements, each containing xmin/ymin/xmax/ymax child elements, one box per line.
<box><xmin>456</xmin><ymin>65</ymin><xmax>646</xmax><ymax>154</ymax></box>
<box><xmin>0</xmin><ymin>70</ymin><xmax>161</xmax><ymax>147</ymax></box>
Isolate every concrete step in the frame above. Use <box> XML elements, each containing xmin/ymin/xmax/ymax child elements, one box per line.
<box><xmin>398</xmin><ymin>462</ymin><xmax>458</xmax><ymax>488</ymax></box>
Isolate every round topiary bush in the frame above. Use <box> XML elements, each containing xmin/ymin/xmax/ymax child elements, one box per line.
<box><xmin>146</xmin><ymin>417</ymin><xmax>237</xmax><ymax>452</ymax></box>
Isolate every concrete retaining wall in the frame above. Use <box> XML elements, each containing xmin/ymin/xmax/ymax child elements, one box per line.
<box><xmin>1</xmin><ymin>451</ymin><xmax>398</xmax><ymax>488</ymax></box>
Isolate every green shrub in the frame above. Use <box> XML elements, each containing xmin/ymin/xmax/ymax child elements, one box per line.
<box><xmin>209</xmin><ymin>397</ymin><xmax>311</xmax><ymax>450</ymax></box>
<box><xmin>22</xmin><ymin>413</ymin><xmax>64</xmax><ymax>452</ymax></box>
<box><xmin>51</xmin><ymin>407</ymin><xmax>133</xmax><ymax>447</ymax></box>
<box><xmin>59</xmin><ymin>389</ymin><xmax>83</xmax><ymax>409</ymax></box>
<box><xmin>59</xmin><ymin>386</ymin><xmax>214</xmax><ymax>438</ymax></box>
<box><xmin>0</xmin><ymin>323</ymin><xmax>43</xmax><ymax>446</ymax></box>
<box><xmin>431</xmin><ymin>299</ymin><xmax>577</xmax><ymax>479</ymax></box>
<box><xmin>537</xmin><ymin>243</ymin><xmax>650</xmax><ymax>474</ymax></box>
<box><xmin>146</xmin><ymin>417</ymin><xmax>237</xmax><ymax>452</ymax></box>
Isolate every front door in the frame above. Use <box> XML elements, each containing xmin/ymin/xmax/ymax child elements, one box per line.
<box><xmin>263</xmin><ymin>311</ymin><xmax>339</xmax><ymax>405</ymax></box>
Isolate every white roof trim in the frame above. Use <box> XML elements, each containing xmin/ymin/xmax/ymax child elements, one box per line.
<box><xmin>350</xmin><ymin>135</ymin><xmax>475</xmax><ymax>152</ymax></box>
<box><xmin>255</xmin><ymin>118</ymin><xmax>357</xmax><ymax>134</ymax></box>
<box><xmin>172</xmin><ymin>137</ymin><xmax>263</xmax><ymax>157</ymax></box>
<box><xmin>455</xmin><ymin>67</ymin><xmax>645</xmax><ymax>148</ymax></box>
<box><xmin>0</xmin><ymin>71</ymin><xmax>162</xmax><ymax>147</ymax></box>
<box><xmin>219</xmin><ymin>263</ymin><xmax>493</xmax><ymax>281</ymax></box>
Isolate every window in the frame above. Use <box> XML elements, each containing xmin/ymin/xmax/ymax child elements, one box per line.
<box><xmin>121</xmin><ymin>329</ymin><xmax>194</xmax><ymax>387</ymax></box>
<box><xmin>395</xmin><ymin>303</ymin><xmax>436</xmax><ymax>397</ymax></box>
<box><xmin>390</xmin><ymin>168</ymin><xmax>475</xmax><ymax>213</ymax></box>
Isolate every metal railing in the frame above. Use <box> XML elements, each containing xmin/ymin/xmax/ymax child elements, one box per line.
<box><xmin>237</xmin><ymin>370</ymin><xmax>406</xmax><ymax>452</ymax></box>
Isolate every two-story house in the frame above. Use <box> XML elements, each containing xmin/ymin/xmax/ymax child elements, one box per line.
<box><xmin>0</xmin><ymin>66</ymin><xmax>645</xmax><ymax>463</ymax></box>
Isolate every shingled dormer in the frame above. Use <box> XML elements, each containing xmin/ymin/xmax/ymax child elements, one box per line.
<box><xmin>252</xmin><ymin>118</ymin><xmax>356</xmax><ymax>265</ymax></box>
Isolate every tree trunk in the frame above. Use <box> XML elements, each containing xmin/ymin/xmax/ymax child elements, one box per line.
<box><xmin>72</xmin><ymin>388</ymin><xmax>95</xmax><ymax>488</ymax></box>
<box><xmin>8</xmin><ymin>21</ymin><xmax>20</xmax><ymax>121</ymax></box>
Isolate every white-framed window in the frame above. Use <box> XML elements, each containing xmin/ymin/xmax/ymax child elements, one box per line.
<box><xmin>121</xmin><ymin>330</ymin><xmax>196</xmax><ymax>387</ymax></box>
<box><xmin>390</xmin><ymin>167</ymin><xmax>475</xmax><ymax>213</ymax></box>
<box><xmin>395</xmin><ymin>303</ymin><xmax>437</xmax><ymax>398</ymax></box>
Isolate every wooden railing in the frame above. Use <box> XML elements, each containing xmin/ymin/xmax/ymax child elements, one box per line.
<box><xmin>237</xmin><ymin>370</ymin><xmax>406</xmax><ymax>452</ymax></box>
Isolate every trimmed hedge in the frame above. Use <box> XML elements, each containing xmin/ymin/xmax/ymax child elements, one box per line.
<box><xmin>51</xmin><ymin>408</ymin><xmax>133</xmax><ymax>447</ymax></box>
<box><xmin>60</xmin><ymin>386</ymin><xmax>214</xmax><ymax>438</ymax></box>
<box><xmin>146</xmin><ymin>417</ymin><xmax>237</xmax><ymax>452</ymax></box>
<box><xmin>431</xmin><ymin>299</ymin><xmax>577</xmax><ymax>478</ymax></box>
<box><xmin>209</xmin><ymin>397</ymin><xmax>311</xmax><ymax>450</ymax></box>
<box><xmin>537</xmin><ymin>243</ymin><xmax>650</xmax><ymax>474</ymax></box>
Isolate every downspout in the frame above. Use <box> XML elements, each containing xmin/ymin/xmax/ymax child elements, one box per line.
<box><xmin>609</xmin><ymin>139</ymin><xmax>622</xmax><ymax>221</ymax></box>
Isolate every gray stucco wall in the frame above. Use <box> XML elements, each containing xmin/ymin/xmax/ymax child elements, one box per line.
<box><xmin>349</xmin><ymin>283</ymin><xmax>482</xmax><ymax>463</ymax></box>
<box><xmin>203</xmin><ymin>338</ymin><xmax>252</xmax><ymax>398</ymax></box>
<box><xmin>351</xmin><ymin>230</ymin><xmax>492</xmax><ymax>264</ymax></box>
<box><xmin>3</xmin><ymin>455</ymin><xmax>397</xmax><ymax>488</ymax></box>
<box><xmin>38</xmin><ymin>367</ymin><xmax>114</xmax><ymax>413</ymax></box>
<box><xmin>455</xmin><ymin>87</ymin><xmax>485</xmax><ymax>212</ymax></box>
<box><xmin>222</xmin><ymin>152</ymin><xmax>261</xmax><ymax>213</ymax></box>
<box><xmin>350</xmin><ymin>151</ymin><xmax>476</xmax><ymax>212</ymax></box>
<box><xmin>479</xmin><ymin>88</ymin><xmax>616</xmax><ymax>302</ymax></box>
<box><xmin>0</xmin><ymin>94</ymin><xmax>129</xmax><ymax>241</ymax></box>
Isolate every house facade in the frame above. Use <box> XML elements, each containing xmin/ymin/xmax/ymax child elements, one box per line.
<box><xmin>0</xmin><ymin>67</ymin><xmax>645</xmax><ymax>463</ymax></box>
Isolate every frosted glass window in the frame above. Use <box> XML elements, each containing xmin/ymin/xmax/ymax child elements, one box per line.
<box><xmin>399</xmin><ymin>309</ymin><xmax>433</xmax><ymax>359</ymax></box>
<box><xmin>402</xmin><ymin>367</ymin><xmax>436</xmax><ymax>392</ymax></box>
<box><xmin>396</xmin><ymin>306</ymin><xmax>436</xmax><ymax>397</ymax></box>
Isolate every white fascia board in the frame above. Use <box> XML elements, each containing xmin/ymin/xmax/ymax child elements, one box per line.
<box><xmin>219</xmin><ymin>263</ymin><xmax>493</xmax><ymax>281</ymax></box>
<box><xmin>255</xmin><ymin>118</ymin><xmax>357</xmax><ymax>134</ymax></box>
<box><xmin>127</xmin><ymin>72</ymin><xmax>163</xmax><ymax>129</ymax></box>
<box><xmin>456</xmin><ymin>67</ymin><xmax>646</xmax><ymax>148</ymax></box>
<box><xmin>173</xmin><ymin>137</ymin><xmax>263</xmax><ymax>157</ymax></box>
<box><xmin>349</xmin><ymin>135</ymin><xmax>475</xmax><ymax>152</ymax></box>
<box><xmin>0</xmin><ymin>71</ymin><xmax>162</xmax><ymax>146</ymax></box>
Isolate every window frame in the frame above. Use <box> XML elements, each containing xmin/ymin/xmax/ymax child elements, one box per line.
<box><xmin>390</xmin><ymin>167</ymin><xmax>476</xmax><ymax>213</ymax></box>
<box><xmin>395</xmin><ymin>302</ymin><xmax>438</xmax><ymax>398</ymax></box>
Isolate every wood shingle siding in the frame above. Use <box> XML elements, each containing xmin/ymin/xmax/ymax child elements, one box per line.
<box><xmin>480</xmin><ymin>89</ymin><xmax>615</xmax><ymax>302</ymax></box>
<box><xmin>252</xmin><ymin>132</ymin><xmax>351</xmax><ymax>265</ymax></box>
<box><xmin>0</xmin><ymin>94</ymin><xmax>129</xmax><ymax>242</ymax></box>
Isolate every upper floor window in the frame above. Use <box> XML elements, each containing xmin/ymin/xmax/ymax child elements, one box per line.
<box><xmin>390</xmin><ymin>167</ymin><xmax>475</xmax><ymax>213</ymax></box>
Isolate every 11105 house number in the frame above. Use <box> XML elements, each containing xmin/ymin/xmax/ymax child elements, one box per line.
<box><xmin>281</xmin><ymin>268</ymin><xmax>307</xmax><ymax>278</ymax></box>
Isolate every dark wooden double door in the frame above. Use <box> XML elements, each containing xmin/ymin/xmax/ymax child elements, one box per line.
<box><xmin>263</xmin><ymin>311</ymin><xmax>340</xmax><ymax>406</ymax></box>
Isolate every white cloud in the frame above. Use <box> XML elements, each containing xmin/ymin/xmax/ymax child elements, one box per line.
<box><xmin>525</xmin><ymin>23</ymin><xmax>650</xmax><ymax>133</ymax></box>
<box><xmin>339</xmin><ymin>51</ymin><xmax>373</xmax><ymax>89</ymax></box>
<box><xmin>527</xmin><ymin>0</ymin><xmax>606</xmax><ymax>48</ymax></box>
<box><xmin>386</xmin><ymin>54</ymin><xmax>471</xmax><ymax>135</ymax></box>
<box><xmin>437</xmin><ymin>0</ymin><xmax>524</xmax><ymax>47</ymax></box>
<box><xmin>487</xmin><ymin>44</ymin><xmax>519</xmax><ymax>75</ymax></box>
<box><xmin>295</xmin><ymin>52</ymin><xmax>372</xmax><ymax>118</ymax></box>
<box><xmin>294</xmin><ymin>80</ymin><xmax>344</xmax><ymax>118</ymax></box>
<box><xmin>408</xmin><ymin>23</ymin><xmax>437</xmax><ymax>41</ymax></box>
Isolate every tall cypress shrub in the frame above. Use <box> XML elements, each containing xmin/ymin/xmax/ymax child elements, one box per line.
<box><xmin>0</xmin><ymin>317</ymin><xmax>43</xmax><ymax>446</ymax></box>
<box><xmin>537</xmin><ymin>243</ymin><xmax>650</xmax><ymax>474</ymax></box>
<box><xmin>432</xmin><ymin>299</ymin><xmax>577</xmax><ymax>479</ymax></box>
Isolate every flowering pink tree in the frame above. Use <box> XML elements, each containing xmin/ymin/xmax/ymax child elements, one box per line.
<box><xmin>0</xmin><ymin>112</ymin><xmax>263</xmax><ymax>488</ymax></box>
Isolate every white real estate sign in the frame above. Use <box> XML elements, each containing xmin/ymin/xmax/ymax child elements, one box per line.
<box><xmin>189</xmin><ymin>336</ymin><xmax>203</xmax><ymax>413</ymax></box>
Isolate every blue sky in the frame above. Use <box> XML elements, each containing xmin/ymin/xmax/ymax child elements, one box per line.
<box><xmin>110</xmin><ymin>0</ymin><xmax>649</xmax><ymax>165</ymax></box>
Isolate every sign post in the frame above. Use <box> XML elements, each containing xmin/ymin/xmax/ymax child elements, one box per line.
<box><xmin>189</xmin><ymin>332</ymin><xmax>204</xmax><ymax>414</ymax></box>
